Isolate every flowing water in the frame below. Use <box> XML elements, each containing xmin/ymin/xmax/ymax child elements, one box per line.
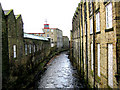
<box><xmin>36</xmin><ymin>51</ymin><xmax>87</xmax><ymax>89</ymax></box>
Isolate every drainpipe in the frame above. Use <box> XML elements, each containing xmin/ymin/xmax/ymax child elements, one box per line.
<box><xmin>92</xmin><ymin>2</ymin><xmax>96</xmax><ymax>88</ymax></box>
<box><xmin>78</xmin><ymin>17</ymin><xmax>80</xmax><ymax>70</ymax></box>
<box><xmin>71</xmin><ymin>31</ymin><xmax>73</xmax><ymax>62</ymax></box>
<box><xmin>116</xmin><ymin>37</ymin><xmax>120</xmax><ymax>88</ymax></box>
<box><xmin>84</xmin><ymin>2</ymin><xmax>88</xmax><ymax>85</ymax></box>
<box><xmin>81</xmin><ymin>4</ymin><xmax>84</xmax><ymax>78</ymax></box>
<box><xmin>79</xmin><ymin>13</ymin><xmax>81</xmax><ymax>77</ymax></box>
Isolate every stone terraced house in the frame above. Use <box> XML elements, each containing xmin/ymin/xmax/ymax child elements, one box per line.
<box><xmin>70</xmin><ymin>1</ymin><xmax>120</xmax><ymax>88</ymax></box>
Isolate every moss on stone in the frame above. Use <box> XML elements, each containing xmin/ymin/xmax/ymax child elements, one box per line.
<box><xmin>78</xmin><ymin>3</ymin><xmax>80</xmax><ymax>7</ymax></box>
<box><xmin>96</xmin><ymin>75</ymin><xmax>101</xmax><ymax>83</ymax></box>
<box><xmin>16</xmin><ymin>14</ymin><xmax>21</xmax><ymax>19</ymax></box>
<box><xmin>90</xmin><ymin>70</ymin><xmax>94</xmax><ymax>77</ymax></box>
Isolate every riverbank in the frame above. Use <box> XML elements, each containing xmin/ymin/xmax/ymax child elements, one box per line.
<box><xmin>36</xmin><ymin>51</ymin><xmax>87</xmax><ymax>88</ymax></box>
<box><xmin>26</xmin><ymin>48</ymin><xmax>69</xmax><ymax>89</ymax></box>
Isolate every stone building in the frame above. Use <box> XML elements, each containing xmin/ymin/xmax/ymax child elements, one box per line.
<box><xmin>4</xmin><ymin>9</ymin><xmax>17</xmax><ymax>64</ymax></box>
<box><xmin>0</xmin><ymin>4</ymin><xmax>9</xmax><ymax>89</ymax></box>
<box><xmin>28</xmin><ymin>24</ymin><xmax>63</xmax><ymax>49</ymax></box>
<box><xmin>70</xmin><ymin>1</ymin><xmax>120</xmax><ymax>88</ymax></box>
<box><xmin>16</xmin><ymin>14</ymin><xmax>24</xmax><ymax>64</ymax></box>
<box><xmin>42</xmin><ymin>24</ymin><xmax>63</xmax><ymax>49</ymax></box>
<box><xmin>0</xmin><ymin>4</ymin><xmax>2</xmax><ymax>89</ymax></box>
<box><xmin>0</xmin><ymin>5</ymin><xmax>51</xmax><ymax>89</ymax></box>
<box><xmin>23</xmin><ymin>33</ymin><xmax>51</xmax><ymax>64</ymax></box>
<box><xmin>62</xmin><ymin>36</ymin><xmax>69</xmax><ymax>49</ymax></box>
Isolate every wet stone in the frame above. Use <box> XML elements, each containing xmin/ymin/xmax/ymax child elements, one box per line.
<box><xmin>37</xmin><ymin>51</ymin><xmax>86</xmax><ymax>89</ymax></box>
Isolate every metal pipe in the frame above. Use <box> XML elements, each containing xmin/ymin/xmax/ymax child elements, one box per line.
<box><xmin>92</xmin><ymin>2</ymin><xmax>96</xmax><ymax>88</ymax></box>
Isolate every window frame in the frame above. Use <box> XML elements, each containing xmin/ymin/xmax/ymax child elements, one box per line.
<box><xmin>25</xmin><ymin>44</ymin><xmax>27</xmax><ymax>55</ymax></box>
<box><xmin>47</xmin><ymin>29</ymin><xmax>49</xmax><ymax>32</ymax></box>
<box><xmin>90</xmin><ymin>17</ymin><xmax>93</xmax><ymax>34</ymax></box>
<box><xmin>85</xmin><ymin>22</ymin><xmax>86</xmax><ymax>35</ymax></box>
<box><xmin>51</xmin><ymin>29</ymin><xmax>53</xmax><ymax>32</ymax></box>
<box><xmin>97</xmin><ymin>43</ymin><xmax>100</xmax><ymax>77</ymax></box>
<box><xmin>106</xmin><ymin>3</ymin><xmax>112</xmax><ymax>29</ymax></box>
<box><xmin>34</xmin><ymin>45</ymin><xmax>35</xmax><ymax>52</ymax></box>
<box><xmin>96</xmin><ymin>12</ymin><xmax>100</xmax><ymax>32</ymax></box>
<box><xmin>29</xmin><ymin>44</ymin><xmax>31</xmax><ymax>53</ymax></box>
<box><xmin>13</xmin><ymin>45</ymin><xmax>17</xmax><ymax>58</ymax></box>
<box><xmin>108</xmin><ymin>43</ymin><xmax>113</xmax><ymax>88</ymax></box>
<box><xmin>47</xmin><ymin>34</ymin><xmax>49</xmax><ymax>37</ymax></box>
<box><xmin>91</xmin><ymin>43</ymin><xmax>93</xmax><ymax>70</ymax></box>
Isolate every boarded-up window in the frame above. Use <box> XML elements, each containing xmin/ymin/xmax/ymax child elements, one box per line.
<box><xmin>108</xmin><ymin>44</ymin><xmax>113</xmax><ymax>88</ymax></box>
<box><xmin>97</xmin><ymin>44</ymin><xmax>100</xmax><ymax>77</ymax></box>
<box><xmin>90</xmin><ymin>18</ymin><xmax>93</xmax><ymax>34</ymax></box>
<box><xmin>85</xmin><ymin>22</ymin><xmax>86</xmax><ymax>35</ymax></box>
<box><xmin>91</xmin><ymin>43</ymin><xmax>93</xmax><ymax>70</ymax></box>
<box><xmin>13</xmin><ymin>45</ymin><xmax>16</xmax><ymax>58</ymax></box>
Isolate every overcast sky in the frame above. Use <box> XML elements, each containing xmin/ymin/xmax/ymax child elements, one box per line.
<box><xmin>0</xmin><ymin>0</ymin><xmax>80</xmax><ymax>39</ymax></box>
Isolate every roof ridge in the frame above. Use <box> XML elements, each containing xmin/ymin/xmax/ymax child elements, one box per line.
<box><xmin>15</xmin><ymin>14</ymin><xmax>21</xmax><ymax>19</ymax></box>
<box><xmin>4</xmin><ymin>9</ymin><xmax>13</xmax><ymax>15</ymax></box>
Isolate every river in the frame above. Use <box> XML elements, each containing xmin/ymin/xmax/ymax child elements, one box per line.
<box><xmin>36</xmin><ymin>51</ymin><xmax>87</xmax><ymax>89</ymax></box>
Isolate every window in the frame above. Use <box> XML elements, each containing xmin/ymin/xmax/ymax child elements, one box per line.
<box><xmin>85</xmin><ymin>22</ymin><xmax>86</xmax><ymax>35</ymax></box>
<box><xmin>106</xmin><ymin>3</ymin><xmax>112</xmax><ymax>29</ymax></box>
<box><xmin>45</xmin><ymin>24</ymin><xmax>49</xmax><ymax>28</ymax></box>
<box><xmin>51</xmin><ymin>43</ymin><xmax>54</xmax><ymax>47</ymax></box>
<box><xmin>40</xmin><ymin>46</ymin><xmax>41</xmax><ymax>50</ymax></box>
<box><xmin>51</xmin><ymin>29</ymin><xmax>53</xmax><ymax>32</ymax></box>
<box><xmin>47</xmin><ymin>29</ymin><xmax>49</xmax><ymax>32</ymax></box>
<box><xmin>81</xmin><ymin>26</ymin><xmax>83</xmax><ymax>36</ymax></box>
<box><xmin>51</xmin><ymin>39</ymin><xmax>53</xmax><ymax>42</ymax></box>
<box><xmin>84</xmin><ymin>3</ymin><xmax>87</xmax><ymax>20</ymax></box>
<box><xmin>36</xmin><ymin>34</ymin><xmax>39</xmax><ymax>36</ymax></box>
<box><xmin>29</xmin><ymin>44</ymin><xmax>31</xmax><ymax>53</ymax></box>
<box><xmin>84</xmin><ymin>3</ymin><xmax>87</xmax><ymax>36</ymax></box>
<box><xmin>91</xmin><ymin>43</ymin><xmax>93</xmax><ymax>70</ymax></box>
<box><xmin>96</xmin><ymin>12</ymin><xmax>100</xmax><ymax>32</ymax></box>
<box><xmin>108</xmin><ymin>44</ymin><xmax>113</xmax><ymax>88</ymax></box>
<box><xmin>34</xmin><ymin>45</ymin><xmax>35</xmax><ymax>52</ymax></box>
<box><xmin>13</xmin><ymin>45</ymin><xmax>16</xmax><ymax>58</ymax></box>
<box><xmin>97</xmin><ymin>44</ymin><xmax>100</xmax><ymax>77</ymax></box>
<box><xmin>25</xmin><ymin>44</ymin><xmax>27</xmax><ymax>55</ymax></box>
<box><xmin>89</xmin><ymin>2</ymin><xmax>92</xmax><ymax>15</ymax></box>
<box><xmin>47</xmin><ymin>34</ymin><xmax>49</xmax><ymax>37</ymax></box>
<box><xmin>90</xmin><ymin>18</ymin><xmax>93</xmax><ymax>34</ymax></box>
<box><xmin>37</xmin><ymin>45</ymin><xmax>39</xmax><ymax>51</ymax></box>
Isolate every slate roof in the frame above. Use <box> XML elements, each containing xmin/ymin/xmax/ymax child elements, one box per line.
<box><xmin>4</xmin><ymin>10</ymin><xmax>9</xmax><ymax>15</ymax></box>
<box><xmin>15</xmin><ymin>14</ymin><xmax>21</xmax><ymax>19</ymax></box>
<box><xmin>24</xmin><ymin>33</ymin><xmax>48</xmax><ymax>41</ymax></box>
<box><xmin>4</xmin><ymin>9</ymin><xmax>13</xmax><ymax>15</ymax></box>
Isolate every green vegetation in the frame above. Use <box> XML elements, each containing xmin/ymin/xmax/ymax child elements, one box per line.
<box><xmin>16</xmin><ymin>14</ymin><xmax>21</xmax><ymax>19</ymax></box>
<box><xmin>96</xmin><ymin>75</ymin><xmax>101</xmax><ymax>83</ymax></box>
<box><xmin>90</xmin><ymin>70</ymin><xmax>94</xmax><ymax>77</ymax></box>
